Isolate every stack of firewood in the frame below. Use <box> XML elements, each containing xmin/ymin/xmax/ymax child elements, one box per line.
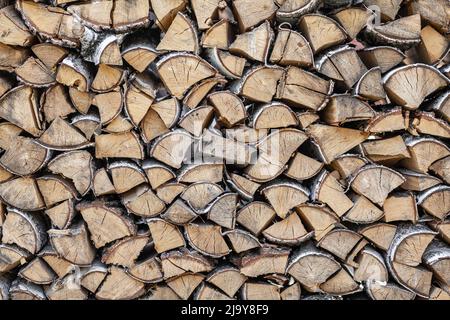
<box><xmin>0</xmin><ymin>0</ymin><xmax>449</xmax><ymax>300</ymax></box>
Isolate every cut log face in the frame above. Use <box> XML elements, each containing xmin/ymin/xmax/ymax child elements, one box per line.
<box><xmin>0</xmin><ymin>0</ymin><xmax>449</xmax><ymax>301</ymax></box>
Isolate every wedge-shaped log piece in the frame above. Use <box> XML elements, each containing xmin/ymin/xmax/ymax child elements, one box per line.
<box><xmin>360</xmin><ymin>223</ymin><xmax>397</xmax><ymax>251</ymax></box>
<box><xmin>241</xmin><ymin>282</ymin><xmax>281</xmax><ymax>300</ymax></box>
<box><xmin>362</xmin><ymin>0</ymin><xmax>402</xmax><ymax>21</ymax></box>
<box><xmin>387</xmin><ymin>260</ymin><xmax>433</xmax><ymax>298</ymax></box>
<box><xmin>0</xmin><ymin>136</ymin><xmax>49</xmax><ymax>176</ymax></box>
<box><xmin>17</xmin><ymin>0</ymin><xmax>85</xmax><ymax>47</ymax></box>
<box><xmin>388</xmin><ymin>223</ymin><xmax>436</xmax><ymax>267</ymax></box>
<box><xmin>157</xmin><ymin>53</ymin><xmax>216</xmax><ymax>99</ymax></box>
<box><xmin>232</xmin><ymin>0</ymin><xmax>277</xmax><ymax>32</ymax></box>
<box><xmin>0</xmin><ymin>177</ymin><xmax>44</xmax><ymax>211</ymax></box>
<box><xmin>236</xmin><ymin>201</ymin><xmax>276</xmax><ymax>236</ymax></box>
<box><xmin>269</xmin><ymin>27</ymin><xmax>313</xmax><ymax>67</ymax></box>
<box><xmin>48</xmin><ymin>150</ymin><xmax>93</xmax><ymax>196</ymax></box>
<box><xmin>36</xmin><ymin>175</ymin><xmax>77</xmax><ymax>208</ymax></box>
<box><xmin>344</xmin><ymin>195</ymin><xmax>384</xmax><ymax>224</ymax></box>
<box><xmin>96</xmin><ymin>266</ymin><xmax>145</xmax><ymax>300</ymax></box>
<box><xmin>287</xmin><ymin>243</ymin><xmax>341</xmax><ymax>292</ymax></box>
<box><xmin>124</xmin><ymin>80</ymin><xmax>155</xmax><ymax>127</ymax></box>
<box><xmin>280</xmin><ymin>282</ymin><xmax>301</xmax><ymax>300</ymax></box>
<box><xmin>223</xmin><ymin>229</ymin><xmax>261</xmax><ymax>254</ymax></box>
<box><xmin>354</xmin><ymin>247</ymin><xmax>388</xmax><ymax>283</ymax></box>
<box><xmin>150</xmin><ymin>0</ymin><xmax>187</xmax><ymax>31</ymax></box>
<box><xmin>354</xmin><ymin>67</ymin><xmax>386</xmax><ymax>101</ymax></box>
<box><xmin>143</xmin><ymin>160</ymin><xmax>175</xmax><ymax>190</ymax></box>
<box><xmin>41</xmin><ymin>84</ymin><xmax>76</xmax><ymax>122</ymax></box>
<box><xmin>412</xmin><ymin>112</ymin><xmax>450</xmax><ymax>139</ymax></box>
<box><xmin>108</xmin><ymin>161</ymin><xmax>146</xmax><ymax>194</ymax></box>
<box><xmin>331</xmin><ymin>154</ymin><xmax>368</xmax><ymax>180</ymax></box>
<box><xmin>276</xmin><ymin>66</ymin><xmax>333</xmax><ymax>111</ymax></box>
<box><xmin>9</xmin><ymin>279</ymin><xmax>46</xmax><ymax>300</ymax></box>
<box><xmin>238</xmin><ymin>246</ymin><xmax>290</xmax><ymax>277</ymax></box>
<box><xmin>318</xmin><ymin>228</ymin><xmax>362</xmax><ymax>261</ymax></box>
<box><xmin>246</xmin><ymin>128</ymin><xmax>308</xmax><ymax>182</ymax></box>
<box><xmin>38</xmin><ymin>245</ymin><xmax>74</xmax><ymax>279</ymax></box>
<box><xmin>141</xmin><ymin>285</ymin><xmax>180</xmax><ymax>300</ymax></box>
<box><xmin>285</xmin><ymin>152</ymin><xmax>323</xmax><ymax>181</ymax></box>
<box><xmin>230</xmin><ymin>20</ymin><xmax>273</xmax><ymax>63</ymax></box>
<box><xmin>407</xmin><ymin>0</ymin><xmax>449</xmax><ymax>34</ymax></box>
<box><xmin>122</xmin><ymin>184</ymin><xmax>165</xmax><ymax>218</ymax></box>
<box><xmin>161</xmin><ymin>199</ymin><xmax>197</xmax><ymax>225</ymax></box>
<box><xmin>364</xmin><ymin>107</ymin><xmax>406</xmax><ymax>133</ymax></box>
<box><xmin>201</xmin><ymin>131</ymin><xmax>254</xmax><ymax>165</ymax></box>
<box><xmin>48</xmin><ymin>222</ymin><xmax>95</xmax><ymax>266</ymax></box>
<box><xmin>366</xmin><ymin>281</ymin><xmax>415</xmax><ymax>300</ymax></box>
<box><xmin>401</xmin><ymin>136</ymin><xmax>450</xmax><ymax>173</ymax></box>
<box><xmin>15</xmin><ymin>57</ymin><xmax>55</xmax><ymax>88</ymax></box>
<box><xmin>157</xmin><ymin>12</ymin><xmax>199</xmax><ymax>54</ymax></box>
<box><xmin>417</xmin><ymin>185</ymin><xmax>450</xmax><ymax>221</ymax></box>
<box><xmin>101</xmin><ymin>235</ymin><xmax>149</xmax><ymax>268</ymax></box>
<box><xmin>91</xmin><ymin>65</ymin><xmax>124</xmax><ymax>93</ymax></box>
<box><xmin>358</xmin><ymin>46</ymin><xmax>405</xmax><ymax>73</ymax></box>
<box><xmin>44</xmin><ymin>199</ymin><xmax>76</xmax><ymax>229</ymax></box>
<box><xmin>323</xmin><ymin>94</ymin><xmax>375</xmax><ymax>125</ymax></box>
<box><xmin>127</xmin><ymin>256</ymin><xmax>163</xmax><ymax>284</ymax></box>
<box><xmin>361</xmin><ymin>136</ymin><xmax>410</xmax><ymax>165</ymax></box>
<box><xmin>208</xmin><ymin>91</ymin><xmax>246</xmax><ymax>127</ymax></box>
<box><xmin>32</xmin><ymin>43</ymin><xmax>68</xmax><ymax>70</ymax></box>
<box><xmin>201</xmin><ymin>19</ymin><xmax>233</xmax><ymax>50</ymax></box>
<box><xmin>0</xmin><ymin>43</ymin><xmax>29</xmax><ymax>72</ymax></box>
<box><xmin>0</xmin><ymin>244</ymin><xmax>30</xmax><ymax>273</ymax></box>
<box><xmin>430</xmin><ymin>156</ymin><xmax>450</xmax><ymax>184</ymax></box>
<box><xmin>183</xmin><ymin>75</ymin><xmax>226</xmax><ymax>109</ymax></box>
<box><xmin>149</xmin><ymin>130</ymin><xmax>193</xmax><ymax>169</ymax></box>
<box><xmin>156</xmin><ymin>182</ymin><xmax>186</xmax><ymax>204</ymax></box>
<box><xmin>261</xmin><ymin>181</ymin><xmax>309</xmax><ymax>218</ymax></box>
<box><xmin>166</xmin><ymin>273</ymin><xmax>204</xmax><ymax>300</ymax></box>
<box><xmin>69</xmin><ymin>87</ymin><xmax>93</xmax><ymax>115</ymax></box>
<box><xmin>296</xmin><ymin>204</ymin><xmax>339</xmax><ymax>241</ymax></box>
<box><xmin>207</xmin><ymin>193</ymin><xmax>237</xmax><ymax>229</ymax></box>
<box><xmin>333</xmin><ymin>7</ymin><xmax>371</xmax><ymax>39</ymax></box>
<box><xmin>226</xmin><ymin>171</ymin><xmax>261</xmax><ymax>201</ymax></box>
<box><xmin>276</xmin><ymin>0</ymin><xmax>320</xmax><ymax>23</ymax></box>
<box><xmin>38</xmin><ymin>117</ymin><xmax>92</xmax><ymax>151</ymax></box>
<box><xmin>2</xmin><ymin>208</ymin><xmax>46</xmax><ymax>254</ymax></box>
<box><xmin>0</xmin><ymin>122</ymin><xmax>22</xmax><ymax>151</ymax></box>
<box><xmin>45</xmin><ymin>273</ymin><xmax>88</xmax><ymax>300</ymax></box>
<box><xmin>298</xmin><ymin>14</ymin><xmax>347</xmax><ymax>53</ymax></box>
<box><xmin>121</xmin><ymin>39</ymin><xmax>158</xmax><ymax>73</ymax></box>
<box><xmin>179</xmin><ymin>105</ymin><xmax>215</xmax><ymax>136</ymax></box>
<box><xmin>384</xmin><ymin>64</ymin><xmax>449</xmax><ymax>110</ymax></box>
<box><xmin>92</xmin><ymin>167</ymin><xmax>115</xmax><ymax>196</ymax></box>
<box><xmin>190</xmin><ymin>0</ymin><xmax>220</xmax><ymax>30</ymax></box>
<box><xmin>383</xmin><ymin>192</ymin><xmax>418</xmax><ymax>223</ymax></box>
<box><xmin>320</xmin><ymin>268</ymin><xmax>361</xmax><ymax>296</ymax></box>
<box><xmin>423</xmin><ymin>241</ymin><xmax>450</xmax><ymax>288</ymax></box>
<box><xmin>365</xmin><ymin>14</ymin><xmax>421</xmax><ymax>49</ymax></box>
<box><xmin>92</xmin><ymin>91</ymin><xmax>123</xmax><ymax>125</ymax></box>
<box><xmin>307</xmin><ymin>124</ymin><xmax>369</xmax><ymax>164</ymax></box>
<box><xmin>0</xmin><ymin>85</ymin><xmax>42</xmax><ymax>136</ymax></box>
<box><xmin>160</xmin><ymin>249</ymin><xmax>214</xmax><ymax>279</ymax></box>
<box><xmin>311</xmin><ymin>170</ymin><xmax>353</xmax><ymax>217</ymax></box>
<box><xmin>316</xmin><ymin>46</ymin><xmax>367</xmax><ymax>89</ymax></box>
<box><xmin>263</xmin><ymin>212</ymin><xmax>313</xmax><ymax>245</ymax></box>
<box><xmin>350</xmin><ymin>164</ymin><xmax>405</xmax><ymax>206</ymax></box>
<box><xmin>68</xmin><ymin>0</ymin><xmax>149</xmax><ymax>32</ymax></box>
<box><xmin>206</xmin><ymin>48</ymin><xmax>246</xmax><ymax>81</ymax></box>
<box><xmin>18</xmin><ymin>257</ymin><xmax>55</xmax><ymax>285</ymax></box>
<box><xmin>77</xmin><ymin>201</ymin><xmax>137</xmax><ymax>248</ymax></box>
<box><xmin>252</xmin><ymin>102</ymin><xmax>298</xmax><ymax>129</ymax></box>
<box><xmin>185</xmin><ymin>223</ymin><xmax>230</xmax><ymax>258</ymax></box>
<box><xmin>0</xmin><ymin>5</ymin><xmax>34</xmax><ymax>46</ymax></box>
<box><xmin>148</xmin><ymin>218</ymin><xmax>185</xmax><ymax>254</ymax></box>
<box><xmin>418</xmin><ymin>25</ymin><xmax>449</xmax><ymax>65</ymax></box>
<box><xmin>178</xmin><ymin>162</ymin><xmax>224</xmax><ymax>183</ymax></box>
<box><xmin>232</xmin><ymin>65</ymin><xmax>284</xmax><ymax>103</ymax></box>
<box><xmin>96</xmin><ymin>132</ymin><xmax>144</xmax><ymax>159</ymax></box>
<box><xmin>206</xmin><ymin>267</ymin><xmax>247</xmax><ymax>298</ymax></box>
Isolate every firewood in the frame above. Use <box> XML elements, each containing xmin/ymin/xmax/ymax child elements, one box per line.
<box><xmin>223</xmin><ymin>229</ymin><xmax>261</xmax><ymax>254</ymax></box>
<box><xmin>101</xmin><ymin>234</ymin><xmax>148</xmax><ymax>268</ymax></box>
<box><xmin>318</xmin><ymin>228</ymin><xmax>363</xmax><ymax>261</ymax></box>
<box><xmin>271</xmin><ymin>26</ymin><xmax>313</xmax><ymax>67</ymax></box>
<box><xmin>333</xmin><ymin>7</ymin><xmax>371</xmax><ymax>39</ymax></box>
<box><xmin>423</xmin><ymin>241</ymin><xmax>450</xmax><ymax>289</ymax></box>
<box><xmin>38</xmin><ymin>245</ymin><xmax>74</xmax><ymax>279</ymax></box>
<box><xmin>430</xmin><ymin>156</ymin><xmax>450</xmax><ymax>184</ymax></box>
<box><xmin>298</xmin><ymin>14</ymin><xmax>347</xmax><ymax>53</ymax></box>
<box><xmin>0</xmin><ymin>176</ymin><xmax>45</xmax><ymax>211</ymax></box>
<box><xmin>384</xmin><ymin>64</ymin><xmax>449</xmax><ymax>110</ymax></box>
<box><xmin>417</xmin><ymin>185</ymin><xmax>450</xmax><ymax>221</ymax></box>
<box><xmin>287</xmin><ymin>242</ymin><xmax>341</xmax><ymax>292</ymax></box>
<box><xmin>160</xmin><ymin>249</ymin><xmax>214</xmax><ymax>279</ymax></box>
<box><xmin>418</xmin><ymin>26</ymin><xmax>449</xmax><ymax>65</ymax></box>
<box><xmin>127</xmin><ymin>256</ymin><xmax>163</xmax><ymax>284</ymax></box>
<box><xmin>95</xmin><ymin>266</ymin><xmax>145</xmax><ymax>300</ymax></box>
<box><xmin>349</xmin><ymin>164</ymin><xmax>405</xmax><ymax>206</ymax></box>
<box><xmin>232</xmin><ymin>0</ymin><xmax>277</xmax><ymax>32</ymax></box>
<box><xmin>148</xmin><ymin>218</ymin><xmax>185</xmax><ymax>253</ymax></box>
<box><xmin>241</xmin><ymin>282</ymin><xmax>281</xmax><ymax>300</ymax></box>
<box><xmin>157</xmin><ymin>12</ymin><xmax>199</xmax><ymax>54</ymax></box>
<box><xmin>344</xmin><ymin>194</ymin><xmax>384</xmax><ymax>224</ymax></box>
<box><xmin>366</xmin><ymin>281</ymin><xmax>416</xmax><ymax>300</ymax></box>
<box><xmin>167</xmin><ymin>273</ymin><xmax>204</xmax><ymax>299</ymax></box>
<box><xmin>201</xmin><ymin>20</ymin><xmax>233</xmax><ymax>50</ymax></box>
<box><xmin>15</xmin><ymin>57</ymin><xmax>55</xmax><ymax>87</ymax></box>
<box><xmin>36</xmin><ymin>175</ymin><xmax>78</xmax><ymax>207</ymax></box>
<box><xmin>360</xmin><ymin>135</ymin><xmax>410</xmax><ymax>165</ymax></box>
<box><xmin>0</xmin><ymin>243</ymin><xmax>30</xmax><ymax>273</ymax></box>
<box><xmin>360</xmin><ymin>223</ymin><xmax>397</xmax><ymax>251</ymax></box>
<box><xmin>383</xmin><ymin>192</ymin><xmax>418</xmax><ymax>223</ymax></box>
<box><xmin>411</xmin><ymin>111</ymin><xmax>450</xmax><ymax>139</ymax></box>
<box><xmin>156</xmin><ymin>182</ymin><xmax>186</xmax><ymax>204</ymax></box>
<box><xmin>261</xmin><ymin>181</ymin><xmax>309</xmax><ymax>218</ymax></box>
<box><xmin>296</xmin><ymin>204</ymin><xmax>339</xmax><ymax>241</ymax></box>
<box><xmin>354</xmin><ymin>67</ymin><xmax>386</xmax><ymax>101</ymax></box>
<box><xmin>354</xmin><ymin>247</ymin><xmax>388</xmax><ymax>283</ymax></box>
<box><xmin>263</xmin><ymin>212</ymin><xmax>313</xmax><ymax>245</ymax></box>
<box><xmin>48</xmin><ymin>222</ymin><xmax>96</xmax><ymax>266</ymax></box>
<box><xmin>0</xmin><ymin>5</ymin><xmax>34</xmax><ymax>46</ymax></box>
<box><xmin>185</xmin><ymin>223</ymin><xmax>230</xmax><ymax>258</ymax></box>
<box><xmin>9</xmin><ymin>279</ymin><xmax>45</xmax><ymax>300</ymax></box>
<box><xmin>320</xmin><ymin>268</ymin><xmax>361</xmax><ymax>296</ymax></box>
<box><xmin>151</xmin><ymin>0</ymin><xmax>187</xmax><ymax>31</ymax></box>
<box><xmin>31</xmin><ymin>43</ymin><xmax>68</xmax><ymax>69</ymax></box>
<box><xmin>183</xmin><ymin>77</ymin><xmax>226</xmax><ymax>109</ymax></box>
<box><xmin>206</xmin><ymin>266</ymin><xmax>247</xmax><ymax>298</ymax></box>
<box><xmin>322</xmin><ymin>94</ymin><xmax>375</xmax><ymax>125</ymax></box>
<box><xmin>122</xmin><ymin>184</ymin><xmax>166</xmax><ymax>218</ymax></box>
<box><xmin>365</xmin><ymin>107</ymin><xmax>406</xmax><ymax>133</ymax></box>
<box><xmin>237</xmin><ymin>246</ymin><xmax>289</xmax><ymax>277</ymax></box>
<box><xmin>401</xmin><ymin>136</ymin><xmax>450</xmax><ymax>173</ymax></box>
<box><xmin>358</xmin><ymin>46</ymin><xmax>405</xmax><ymax>73</ymax></box>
